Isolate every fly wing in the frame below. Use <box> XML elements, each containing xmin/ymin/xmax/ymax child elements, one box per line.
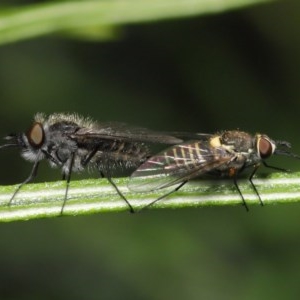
<box><xmin>163</xmin><ymin>132</ymin><xmax>213</xmax><ymax>141</ymax></box>
<box><xmin>71</xmin><ymin>122</ymin><xmax>183</xmax><ymax>145</ymax></box>
<box><xmin>128</xmin><ymin>140</ymin><xmax>233</xmax><ymax>192</ymax></box>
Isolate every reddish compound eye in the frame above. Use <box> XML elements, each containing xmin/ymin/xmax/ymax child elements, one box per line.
<box><xmin>27</xmin><ymin>122</ymin><xmax>45</xmax><ymax>148</ymax></box>
<box><xmin>257</xmin><ymin>136</ymin><xmax>274</xmax><ymax>159</ymax></box>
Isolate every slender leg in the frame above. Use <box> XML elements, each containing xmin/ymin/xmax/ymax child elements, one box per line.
<box><xmin>234</xmin><ymin>161</ymin><xmax>287</xmax><ymax>211</ymax></box>
<box><xmin>82</xmin><ymin>147</ymin><xmax>100</xmax><ymax>167</ymax></box>
<box><xmin>42</xmin><ymin>149</ymin><xmax>61</xmax><ymax>166</ymax></box>
<box><xmin>138</xmin><ymin>181</ymin><xmax>188</xmax><ymax>212</ymax></box>
<box><xmin>60</xmin><ymin>153</ymin><xmax>75</xmax><ymax>214</ymax></box>
<box><xmin>100</xmin><ymin>171</ymin><xmax>135</xmax><ymax>213</ymax></box>
<box><xmin>249</xmin><ymin>165</ymin><xmax>264</xmax><ymax>207</ymax></box>
<box><xmin>9</xmin><ymin>160</ymin><xmax>40</xmax><ymax>206</ymax></box>
<box><xmin>233</xmin><ymin>177</ymin><xmax>249</xmax><ymax>212</ymax></box>
<box><xmin>262</xmin><ymin>161</ymin><xmax>289</xmax><ymax>172</ymax></box>
<box><xmin>233</xmin><ymin>164</ymin><xmax>265</xmax><ymax>211</ymax></box>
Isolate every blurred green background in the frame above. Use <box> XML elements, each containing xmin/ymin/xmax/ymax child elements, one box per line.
<box><xmin>1</xmin><ymin>0</ymin><xmax>300</xmax><ymax>299</ymax></box>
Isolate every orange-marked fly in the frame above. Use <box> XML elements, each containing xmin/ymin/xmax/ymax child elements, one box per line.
<box><xmin>129</xmin><ymin>130</ymin><xmax>300</xmax><ymax>211</ymax></box>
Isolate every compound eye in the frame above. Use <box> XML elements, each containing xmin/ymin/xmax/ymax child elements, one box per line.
<box><xmin>27</xmin><ymin>122</ymin><xmax>45</xmax><ymax>148</ymax></box>
<box><xmin>258</xmin><ymin>136</ymin><xmax>274</xmax><ymax>159</ymax></box>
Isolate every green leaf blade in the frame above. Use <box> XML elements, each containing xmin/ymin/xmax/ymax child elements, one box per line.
<box><xmin>0</xmin><ymin>0</ymin><xmax>274</xmax><ymax>45</ymax></box>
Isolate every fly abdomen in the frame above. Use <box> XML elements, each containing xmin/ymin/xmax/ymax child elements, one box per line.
<box><xmin>106</xmin><ymin>140</ymin><xmax>148</xmax><ymax>160</ymax></box>
<box><xmin>87</xmin><ymin>141</ymin><xmax>149</xmax><ymax>170</ymax></box>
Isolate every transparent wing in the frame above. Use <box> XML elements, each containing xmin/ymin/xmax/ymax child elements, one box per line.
<box><xmin>128</xmin><ymin>141</ymin><xmax>233</xmax><ymax>192</ymax></box>
<box><xmin>71</xmin><ymin>122</ymin><xmax>183</xmax><ymax>144</ymax></box>
<box><xmin>163</xmin><ymin>132</ymin><xmax>213</xmax><ymax>141</ymax></box>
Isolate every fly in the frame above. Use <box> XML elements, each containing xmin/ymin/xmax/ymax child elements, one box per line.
<box><xmin>0</xmin><ymin>113</ymin><xmax>182</xmax><ymax>213</ymax></box>
<box><xmin>128</xmin><ymin>130</ymin><xmax>300</xmax><ymax>211</ymax></box>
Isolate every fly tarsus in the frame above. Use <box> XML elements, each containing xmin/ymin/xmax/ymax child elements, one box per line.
<box><xmin>60</xmin><ymin>152</ymin><xmax>75</xmax><ymax>215</ymax></box>
<box><xmin>137</xmin><ymin>181</ymin><xmax>188</xmax><ymax>212</ymax></box>
<box><xmin>262</xmin><ymin>161</ymin><xmax>290</xmax><ymax>172</ymax></box>
<box><xmin>100</xmin><ymin>171</ymin><xmax>135</xmax><ymax>213</ymax></box>
<box><xmin>8</xmin><ymin>160</ymin><xmax>40</xmax><ymax>206</ymax></box>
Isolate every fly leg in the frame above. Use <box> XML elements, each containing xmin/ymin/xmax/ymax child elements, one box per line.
<box><xmin>233</xmin><ymin>163</ymin><xmax>265</xmax><ymax>211</ymax></box>
<box><xmin>84</xmin><ymin>148</ymin><xmax>135</xmax><ymax>213</ymax></box>
<box><xmin>247</xmin><ymin>161</ymin><xmax>289</xmax><ymax>209</ymax></box>
<box><xmin>262</xmin><ymin>161</ymin><xmax>289</xmax><ymax>172</ymax></box>
<box><xmin>233</xmin><ymin>176</ymin><xmax>249</xmax><ymax>212</ymax></box>
<box><xmin>238</xmin><ymin>161</ymin><xmax>287</xmax><ymax>211</ymax></box>
<box><xmin>60</xmin><ymin>152</ymin><xmax>75</xmax><ymax>214</ymax></box>
<box><xmin>138</xmin><ymin>181</ymin><xmax>188</xmax><ymax>212</ymax></box>
<box><xmin>8</xmin><ymin>159</ymin><xmax>40</xmax><ymax>206</ymax></box>
<box><xmin>82</xmin><ymin>147</ymin><xmax>100</xmax><ymax>167</ymax></box>
<box><xmin>60</xmin><ymin>147</ymin><xmax>103</xmax><ymax>214</ymax></box>
<box><xmin>100</xmin><ymin>170</ymin><xmax>135</xmax><ymax>214</ymax></box>
<box><xmin>248</xmin><ymin>164</ymin><xmax>264</xmax><ymax>207</ymax></box>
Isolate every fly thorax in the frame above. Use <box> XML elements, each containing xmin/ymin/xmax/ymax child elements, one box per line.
<box><xmin>55</xmin><ymin>147</ymin><xmax>73</xmax><ymax>164</ymax></box>
<box><xmin>45</xmin><ymin>140</ymin><xmax>79</xmax><ymax>171</ymax></box>
<box><xmin>210</xmin><ymin>136</ymin><xmax>235</xmax><ymax>153</ymax></box>
<box><xmin>220</xmin><ymin>131</ymin><xmax>254</xmax><ymax>153</ymax></box>
<box><xmin>209</xmin><ymin>136</ymin><xmax>222</xmax><ymax>148</ymax></box>
<box><xmin>47</xmin><ymin>130</ymin><xmax>78</xmax><ymax>163</ymax></box>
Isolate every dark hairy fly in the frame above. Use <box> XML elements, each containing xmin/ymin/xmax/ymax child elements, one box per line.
<box><xmin>0</xmin><ymin>113</ymin><xmax>182</xmax><ymax>213</ymax></box>
<box><xmin>129</xmin><ymin>130</ymin><xmax>300</xmax><ymax>211</ymax></box>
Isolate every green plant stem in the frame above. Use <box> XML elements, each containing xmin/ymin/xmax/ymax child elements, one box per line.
<box><xmin>0</xmin><ymin>172</ymin><xmax>300</xmax><ymax>222</ymax></box>
<box><xmin>0</xmin><ymin>0</ymin><xmax>274</xmax><ymax>45</ymax></box>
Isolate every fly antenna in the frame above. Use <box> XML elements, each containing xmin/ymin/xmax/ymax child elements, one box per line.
<box><xmin>0</xmin><ymin>144</ymin><xmax>19</xmax><ymax>149</ymax></box>
<box><xmin>276</xmin><ymin>140</ymin><xmax>291</xmax><ymax>148</ymax></box>
<box><xmin>0</xmin><ymin>134</ymin><xmax>19</xmax><ymax>149</ymax></box>
<box><xmin>274</xmin><ymin>140</ymin><xmax>300</xmax><ymax>159</ymax></box>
